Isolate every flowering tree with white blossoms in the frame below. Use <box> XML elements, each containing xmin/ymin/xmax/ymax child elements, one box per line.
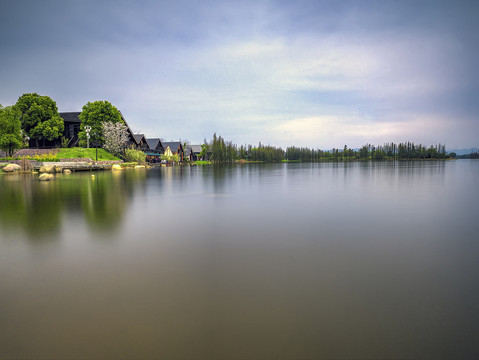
<box><xmin>102</xmin><ymin>121</ymin><xmax>129</xmax><ymax>157</ymax></box>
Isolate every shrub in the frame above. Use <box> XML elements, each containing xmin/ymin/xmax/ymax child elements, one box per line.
<box><xmin>30</xmin><ymin>152</ymin><xmax>58</xmax><ymax>162</ymax></box>
<box><xmin>20</xmin><ymin>157</ymin><xmax>34</xmax><ymax>172</ymax></box>
<box><xmin>123</xmin><ymin>148</ymin><xmax>146</xmax><ymax>164</ymax></box>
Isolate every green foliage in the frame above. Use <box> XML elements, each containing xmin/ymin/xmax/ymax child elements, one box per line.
<box><xmin>78</xmin><ymin>101</ymin><xmax>123</xmax><ymax>145</ymax></box>
<box><xmin>61</xmin><ymin>136</ymin><xmax>69</xmax><ymax>148</ymax></box>
<box><xmin>15</xmin><ymin>93</ymin><xmax>64</xmax><ymax>145</ymax></box>
<box><xmin>160</xmin><ymin>153</ymin><xmax>179</xmax><ymax>164</ymax></box>
<box><xmin>123</xmin><ymin>148</ymin><xmax>146</xmax><ymax>164</ymax></box>
<box><xmin>200</xmin><ymin>142</ymin><xmax>211</xmax><ymax>160</ymax></box>
<box><xmin>21</xmin><ymin>152</ymin><xmax>58</xmax><ymax>162</ymax></box>
<box><xmin>56</xmin><ymin>147</ymin><xmax>120</xmax><ymax>161</ymax></box>
<box><xmin>0</xmin><ymin>105</ymin><xmax>23</xmax><ymax>157</ymax></box>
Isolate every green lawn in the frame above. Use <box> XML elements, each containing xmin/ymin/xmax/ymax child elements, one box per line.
<box><xmin>57</xmin><ymin>148</ymin><xmax>120</xmax><ymax>161</ymax></box>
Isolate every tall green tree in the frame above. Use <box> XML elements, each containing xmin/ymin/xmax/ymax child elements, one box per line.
<box><xmin>78</xmin><ymin>101</ymin><xmax>123</xmax><ymax>146</ymax></box>
<box><xmin>0</xmin><ymin>105</ymin><xmax>23</xmax><ymax>157</ymax></box>
<box><xmin>15</xmin><ymin>93</ymin><xmax>64</xmax><ymax>147</ymax></box>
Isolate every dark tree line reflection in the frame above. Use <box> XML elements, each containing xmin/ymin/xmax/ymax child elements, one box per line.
<box><xmin>0</xmin><ymin>170</ymin><xmax>147</xmax><ymax>238</ymax></box>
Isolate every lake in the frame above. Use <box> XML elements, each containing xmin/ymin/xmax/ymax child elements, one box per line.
<box><xmin>1</xmin><ymin>160</ymin><xmax>478</xmax><ymax>359</ymax></box>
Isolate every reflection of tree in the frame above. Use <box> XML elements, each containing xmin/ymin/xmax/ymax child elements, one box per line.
<box><xmin>0</xmin><ymin>170</ymin><xmax>146</xmax><ymax>239</ymax></box>
<box><xmin>0</xmin><ymin>174</ymin><xmax>62</xmax><ymax>238</ymax></box>
<box><xmin>81</xmin><ymin>172</ymin><xmax>130</xmax><ymax>231</ymax></box>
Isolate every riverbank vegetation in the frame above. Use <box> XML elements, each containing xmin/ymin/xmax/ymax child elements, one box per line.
<box><xmin>200</xmin><ymin>134</ymin><xmax>452</xmax><ymax>163</ymax></box>
<box><xmin>0</xmin><ymin>148</ymin><xmax>120</xmax><ymax>162</ymax></box>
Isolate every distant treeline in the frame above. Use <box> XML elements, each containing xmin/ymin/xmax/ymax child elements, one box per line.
<box><xmin>455</xmin><ymin>152</ymin><xmax>479</xmax><ymax>159</ymax></box>
<box><xmin>200</xmin><ymin>135</ymin><xmax>451</xmax><ymax>163</ymax></box>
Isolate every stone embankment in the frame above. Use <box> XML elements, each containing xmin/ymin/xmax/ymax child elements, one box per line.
<box><xmin>36</xmin><ymin>160</ymin><xmax>120</xmax><ymax>172</ymax></box>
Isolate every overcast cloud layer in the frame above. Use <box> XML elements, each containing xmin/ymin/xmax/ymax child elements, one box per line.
<box><xmin>1</xmin><ymin>0</ymin><xmax>478</xmax><ymax>148</ymax></box>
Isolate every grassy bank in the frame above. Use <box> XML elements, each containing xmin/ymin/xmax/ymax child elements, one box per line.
<box><xmin>0</xmin><ymin>148</ymin><xmax>121</xmax><ymax>162</ymax></box>
<box><xmin>57</xmin><ymin>148</ymin><xmax>120</xmax><ymax>161</ymax></box>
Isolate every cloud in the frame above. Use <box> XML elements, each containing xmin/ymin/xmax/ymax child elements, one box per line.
<box><xmin>1</xmin><ymin>0</ymin><xmax>478</xmax><ymax>147</ymax></box>
<box><xmin>271</xmin><ymin>112</ymin><xmax>458</xmax><ymax>149</ymax></box>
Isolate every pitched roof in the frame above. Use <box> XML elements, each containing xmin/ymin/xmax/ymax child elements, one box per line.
<box><xmin>133</xmin><ymin>134</ymin><xmax>146</xmax><ymax>144</ymax></box>
<box><xmin>146</xmin><ymin>138</ymin><xmax>162</xmax><ymax>150</ymax></box>
<box><xmin>118</xmin><ymin>111</ymin><xmax>137</xmax><ymax>144</ymax></box>
<box><xmin>190</xmin><ymin>145</ymin><xmax>202</xmax><ymax>153</ymax></box>
<box><xmin>60</xmin><ymin>112</ymin><xmax>81</xmax><ymax>123</ymax></box>
<box><xmin>162</xmin><ymin>142</ymin><xmax>182</xmax><ymax>152</ymax></box>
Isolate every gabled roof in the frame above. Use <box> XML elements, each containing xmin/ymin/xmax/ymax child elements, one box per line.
<box><xmin>133</xmin><ymin>134</ymin><xmax>146</xmax><ymax>144</ymax></box>
<box><xmin>190</xmin><ymin>145</ymin><xmax>202</xmax><ymax>153</ymax></box>
<box><xmin>60</xmin><ymin>112</ymin><xmax>81</xmax><ymax>123</ymax></box>
<box><xmin>163</xmin><ymin>142</ymin><xmax>182</xmax><ymax>153</ymax></box>
<box><xmin>146</xmin><ymin>138</ymin><xmax>163</xmax><ymax>150</ymax></box>
<box><xmin>118</xmin><ymin>111</ymin><xmax>137</xmax><ymax>144</ymax></box>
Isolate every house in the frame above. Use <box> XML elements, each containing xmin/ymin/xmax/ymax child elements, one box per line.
<box><xmin>183</xmin><ymin>146</ymin><xmax>193</xmax><ymax>161</ymax></box>
<box><xmin>61</xmin><ymin>112</ymin><xmax>82</xmax><ymax>147</ymax></box>
<box><xmin>57</xmin><ymin>111</ymin><xmax>141</xmax><ymax>149</ymax></box>
<box><xmin>133</xmin><ymin>134</ymin><xmax>149</xmax><ymax>150</ymax></box>
<box><xmin>162</xmin><ymin>142</ymin><xmax>184</xmax><ymax>161</ymax></box>
<box><xmin>190</xmin><ymin>145</ymin><xmax>203</xmax><ymax>161</ymax></box>
<box><xmin>145</xmin><ymin>138</ymin><xmax>164</xmax><ymax>163</ymax></box>
<box><xmin>183</xmin><ymin>145</ymin><xmax>202</xmax><ymax>161</ymax></box>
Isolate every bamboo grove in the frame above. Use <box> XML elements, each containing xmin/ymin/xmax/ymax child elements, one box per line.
<box><xmin>201</xmin><ymin>134</ymin><xmax>450</xmax><ymax>163</ymax></box>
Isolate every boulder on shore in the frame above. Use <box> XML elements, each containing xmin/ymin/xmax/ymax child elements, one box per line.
<box><xmin>63</xmin><ymin>169</ymin><xmax>72</xmax><ymax>174</ymax></box>
<box><xmin>54</xmin><ymin>165</ymin><xmax>63</xmax><ymax>173</ymax></box>
<box><xmin>39</xmin><ymin>173</ymin><xmax>55</xmax><ymax>181</ymax></box>
<box><xmin>2</xmin><ymin>164</ymin><xmax>21</xmax><ymax>172</ymax></box>
<box><xmin>39</xmin><ymin>164</ymin><xmax>55</xmax><ymax>173</ymax></box>
<box><xmin>112</xmin><ymin>164</ymin><xmax>123</xmax><ymax>170</ymax></box>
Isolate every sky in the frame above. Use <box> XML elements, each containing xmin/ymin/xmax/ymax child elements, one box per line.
<box><xmin>1</xmin><ymin>0</ymin><xmax>478</xmax><ymax>149</ymax></box>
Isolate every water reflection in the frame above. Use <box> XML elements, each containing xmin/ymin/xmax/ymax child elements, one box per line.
<box><xmin>0</xmin><ymin>161</ymin><xmax>478</xmax><ymax>359</ymax></box>
<box><xmin>0</xmin><ymin>170</ymin><xmax>146</xmax><ymax>239</ymax></box>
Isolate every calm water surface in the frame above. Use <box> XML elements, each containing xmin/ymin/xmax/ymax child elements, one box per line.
<box><xmin>1</xmin><ymin>161</ymin><xmax>478</xmax><ymax>359</ymax></box>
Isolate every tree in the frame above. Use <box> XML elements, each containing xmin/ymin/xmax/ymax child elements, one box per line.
<box><xmin>78</xmin><ymin>101</ymin><xmax>123</xmax><ymax>146</ymax></box>
<box><xmin>102</xmin><ymin>121</ymin><xmax>129</xmax><ymax>156</ymax></box>
<box><xmin>0</xmin><ymin>105</ymin><xmax>23</xmax><ymax>157</ymax></box>
<box><xmin>15</xmin><ymin>93</ymin><xmax>64</xmax><ymax>147</ymax></box>
<box><xmin>200</xmin><ymin>141</ymin><xmax>211</xmax><ymax>160</ymax></box>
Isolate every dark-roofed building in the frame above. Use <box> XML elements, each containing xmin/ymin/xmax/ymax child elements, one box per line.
<box><xmin>190</xmin><ymin>145</ymin><xmax>203</xmax><ymax>160</ymax></box>
<box><xmin>26</xmin><ymin>111</ymin><xmax>81</xmax><ymax>148</ymax></box>
<box><xmin>162</xmin><ymin>142</ymin><xmax>184</xmax><ymax>161</ymax></box>
<box><xmin>146</xmin><ymin>138</ymin><xmax>163</xmax><ymax>153</ymax></box>
<box><xmin>145</xmin><ymin>138</ymin><xmax>164</xmax><ymax>163</ymax></box>
<box><xmin>57</xmin><ymin>111</ymin><xmax>140</xmax><ymax>149</ymax></box>
<box><xmin>61</xmin><ymin>112</ymin><xmax>82</xmax><ymax>147</ymax></box>
<box><xmin>133</xmin><ymin>134</ymin><xmax>149</xmax><ymax>150</ymax></box>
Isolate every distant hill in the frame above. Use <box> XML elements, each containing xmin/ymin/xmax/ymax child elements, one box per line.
<box><xmin>448</xmin><ymin>148</ymin><xmax>478</xmax><ymax>155</ymax></box>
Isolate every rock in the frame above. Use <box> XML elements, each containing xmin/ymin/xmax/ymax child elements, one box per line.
<box><xmin>54</xmin><ymin>165</ymin><xmax>63</xmax><ymax>173</ymax></box>
<box><xmin>135</xmin><ymin>165</ymin><xmax>146</xmax><ymax>169</ymax></box>
<box><xmin>112</xmin><ymin>164</ymin><xmax>123</xmax><ymax>170</ymax></box>
<box><xmin>39</xmin><ymin>164</ymin><xmax>55</xmax><ymax>173</ymax></box>
<box><xmin>39</xmin><ymin>173</ymin><xmax>55</xmax><ymax>181</ymax></box>
<box><xmin>2</xmin><ymin>164</ymin><xmax>21</xmax><ymax>172</ymax></box>
<box><xmin>63</xmin><ymin>169</ymin><xmax>72</xmax><ymax>174</ymax></box>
